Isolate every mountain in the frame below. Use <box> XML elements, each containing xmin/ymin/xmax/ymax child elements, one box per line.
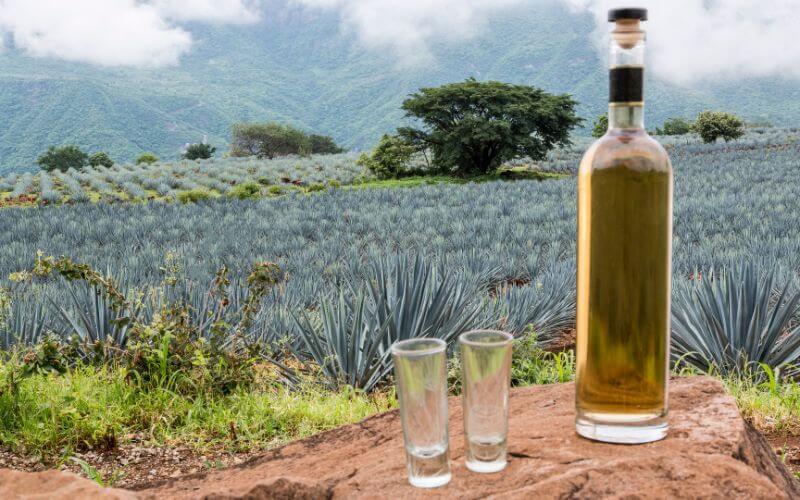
<box><xmin>0</xmin><ymin>1</ymin><xmax>798</xmax><ymax>170</ymax></box>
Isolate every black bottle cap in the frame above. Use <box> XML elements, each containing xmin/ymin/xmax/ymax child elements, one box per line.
<box><xmin>608</xmin><ymin>8</ymin><xmax>648</xmax><ymax>22</ymax></box>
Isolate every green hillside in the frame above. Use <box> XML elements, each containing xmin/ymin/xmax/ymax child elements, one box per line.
<box><xmin>0</xmin><ymin>2</ymin><xmax>797</xmax><ymax>169</ymax></box>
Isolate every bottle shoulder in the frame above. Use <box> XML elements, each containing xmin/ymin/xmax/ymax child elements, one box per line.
<box><xmin>579</xmin><ymin>130</ymin><xmax>672</xmax><ymax>174</ymax></box>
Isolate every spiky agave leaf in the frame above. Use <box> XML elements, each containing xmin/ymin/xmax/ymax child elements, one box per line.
<box><xmin>497</xmin><ymin>262</ymin><xmax>576</xmax><ymax>344</ymax></box>
<box><xmin>49</xmin><ymin>283</ymin><xmax>141</xmax><ymax>353</ymax></box>
<box><xmin>0</xmin><ymin>298</ymin><xmax>49</xmax><ymax>349</ymax></box>
<box><xmin>361</xmin><ymin>253</ymin><xmax>488</xmax><ymax>347</ymax></box>
<box><xmin>293</xmin><ymin>291</ymin><xmax>393</xmax><ymax>392</ymax></box>
<box><xmin>671</xmin><ymin>263</ymin><xmax>800</xmax><ymax>377</ymax></box>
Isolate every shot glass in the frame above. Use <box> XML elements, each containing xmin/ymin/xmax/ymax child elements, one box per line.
<box><xmin>459</xmin><ymin>330</ymin><xmax>513</xmax><ymax>473</ymax></box>
<box><xmin>391</xmin><ymin>338</ymin><xmax>451</xmax><ymax>488</ymax></box>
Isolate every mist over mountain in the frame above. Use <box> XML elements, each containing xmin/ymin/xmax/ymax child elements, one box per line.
<box><xmin>0</xmin><ymin>0</ymin><xmax>797</xmax><ymax>169</ymax></box>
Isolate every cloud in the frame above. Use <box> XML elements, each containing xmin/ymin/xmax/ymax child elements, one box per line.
<box><xmin>566</xmin><ymin>0</ymin><xmax>800</xmax><ymax>84</ymax></box>
<box><xmin>298</xmin><ymin>0</ymin><xmax>800</xmax><ymax>84</ymax></box>
<box><xmin>0</xmin><ymin>0</ymin><xmax>261</xmax><ymax>67</ymax></box>
<box><xmin>151</xmin><ymin>0</ymin><xmax>261</xmax><ymax>24</ymax></box>
<box><xmin>296</xmin><ymin>0</ymin><xmax>527</xmax><ymax>65</ymax></box>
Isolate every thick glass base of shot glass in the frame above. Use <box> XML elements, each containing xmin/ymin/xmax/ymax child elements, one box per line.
<box><xmin>465</xmin><ymin>436</ymin><xmax>507</xmax><ymax>473</ymax></box>
<box><xmin>576</xmin><ymin>410</ymin><xmax>668</xmax><ymax>444</ymax></box>
<box><xmin>406</xmin><ymin>446</ymin><xmax>451</xmax><ymax>488</ymax></box>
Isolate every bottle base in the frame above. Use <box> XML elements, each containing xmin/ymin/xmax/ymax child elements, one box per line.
<box><xmin>466</xmin><ymin>459</ymin><xmax>507</xmax><ymax>474</ymax></box>
<box><xmin>576</xmin><ymin>413</ymin><xmax>668</xmax><ymax>444</ymax></box>
<box><xmin>406</xmin><ymin>448</ymin><xmax>451</xmax><ymax>488</ymax></box>
<box><xmin>408</xmin><ymin>472</ymin><xmax>452</xmax><ymax>488</ymax></box>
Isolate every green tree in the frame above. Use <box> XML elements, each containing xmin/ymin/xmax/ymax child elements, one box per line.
<box><xmin>37</xmin><ymin>145</ymin><xmax>89</xmax><ymax>172</ymax></box>
<box><xmin>692</xmin><ymin>111</ymin><xmax>745</xmax><ymax>143</ymax></box>
<box><xmin>357</xmin><ymin>134</ymin><xmax>417</xmax><ymax>179</ymax></box>
<box><xmin>398</xmin><ymin>79</ymin><xmax>581</xmax><ymax>175</ymax></box>
<box><xmin>309</xmin><ymin>134</ymin><xmax>345</xmax><ymax>155</ymax></box>
<box><xmin>89</xmin><ymin>152</ymin><xmax>114</xmax><ymax>168</ymax></box>
<box><xmin>136</xmin><ymin>153</ymin><xmax>159</xmax><ymax>165</ymax></box>
<box><xmin>592</xmin><ymin>114</ymin><xmax>608</xmax><ymax>138</ymax></box>
<box><xmin>654</xmin><ymin>117</ymin><xmax>692</xmax><ymax>136</ymax></box>
<box><xmin>183</xmin><ymin>143</ymin><xmax>216</xmax><ymax>160</ymax></box>
<box><xmin>230</xmin><ymin>123</ymin><xmax>311</xmax><ymax>159</ymax></box>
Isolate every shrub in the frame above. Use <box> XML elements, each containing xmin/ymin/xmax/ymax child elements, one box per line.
<box><xmin>305</xmin><ymin>182</ymin><xmax>326</xmax><ymax>193</ymax></box>
<box><xmin>267</xmin><ymin>185</ymin><xmax>283</xmax><ymax>196</ymax></box>
<box><xmin>327</xmin><ymin>179</ymin><xmax>341</xmax><ymax>189</ymax></box>
<box><xmin>654</xmin><ymin>117</ymin><xmax>692</xmax><ymax>136</ymax></box>
<box><xmin>37</xmin><ymin>145</ymin><xmax>89</xmax><ymax>172</ymax></box>
<box><xmin>692</xmin><ymin>111</ymin><xmax>745</xmax><ymax>143</ymax></box>
<box><xmin>89</xmin><ymin>152</ymin><xmax>114</xmax><ymax>168</ymax></box>
<box><xmin>183</xmin><ymin>143</ymin><xmax>216</xmax><ymax>161</ymax></box>
<box><xmin>591</xmin><ymin>114</ymin><xmax>608</xmax><ymax>138</ymax></box>
<box><xmin>136</xmin><ymin>153</ymin><xmax>159</xmax><ymax>165</ymax></box>
<box><xmin>357</xmin><ymin>134</ymin><xmax>416</xmax><ymax>179</ymax></box>
<box><xmin>309</xmin><ymin>134</ymin><xmax>345</xmax><ymax>155</ymax></box>
<box><xmin>228</xmin><ymin>181</ymin><xmax>261</xmax><ymax>200</ymax></box>
<box><xmin>177</xmin><ymin>188</ymin><xmax>212</xmax><ymax>203</ymax></box>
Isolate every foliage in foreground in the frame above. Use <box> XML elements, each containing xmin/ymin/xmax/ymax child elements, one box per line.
<box><xmin>0</xmin><ymin>360</ymin><xmax>394</xmax><ymax>456</ymax></box>
<box><xmin>398</xmin><ymin>78</ymin><xmax>582</xmax><ymax>175</ymax></box>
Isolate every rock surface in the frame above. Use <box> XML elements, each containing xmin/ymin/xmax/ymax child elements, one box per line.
<box><xmin>0</xmin><ymin>469</ymin><xmax>136</xmax><ymax>499</ymax></box>
<box><xmin>142</xmin><ymin>376</ymin><xmax>798</xmax><ymax>499</ymax></box>
<box><xmin>1</xmin><ymin>377</ymin><xmax>797</xmax><ymax>499</ymax></box>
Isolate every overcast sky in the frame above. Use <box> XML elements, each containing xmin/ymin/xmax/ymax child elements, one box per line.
<box><xmin>0</xmin><ymin>0</ymin><xmax>797</xmax><ymax>84</ymax></box>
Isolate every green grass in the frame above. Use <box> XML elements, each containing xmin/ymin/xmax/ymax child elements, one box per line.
<box><xmin>724</xmin><ymin>374</ymin><xmax>800</xmax><ymax>435</ymax></box>
<box><xmin>0</xmin><ymin>363</ymin><xmax>394</xmax><ymax>457</ymax></box>
<box><xmin>349</xmin><ymin>169</ymin><xmax>566</xmax><ymax>191</ymax></box>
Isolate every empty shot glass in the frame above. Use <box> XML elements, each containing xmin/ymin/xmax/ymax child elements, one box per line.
<box><xmin>392</xmin><ymin>338</ymin><xmax>451</xmax><ymax>488</ymax></box>
<box><xmin>459</xmin><ymin>330</ymin><xmax>513</xmax><ymax>473</ymax></box>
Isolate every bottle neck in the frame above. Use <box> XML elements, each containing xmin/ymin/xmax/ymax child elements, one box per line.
<box><xmin>608</xmin><ymin>20</ymin><xmax>645</xmax><ymax>130</ymax></box>
<box><xmin>609</xmin><ymin>104</ymin><xmax>644</xmax><ymax>129</ymax></box>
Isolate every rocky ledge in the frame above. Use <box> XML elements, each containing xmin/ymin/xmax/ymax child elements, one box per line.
<box><xmin>3</xmin><ymin>377</ymin><xmax>798</xmax><ymax>499</ymax></box>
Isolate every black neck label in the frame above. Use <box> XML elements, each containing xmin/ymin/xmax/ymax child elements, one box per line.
<box><xmin>609</xmin><ymin>66</ymin><xmax>644</xmax><ymax>103</ymax></box>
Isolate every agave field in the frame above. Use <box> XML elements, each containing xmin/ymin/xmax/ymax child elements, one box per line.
<box><xmin>0</xmin><ymin>153</ymin><xmax>369</xmax><ymax>205</ymax></box>
<box><xmin>0</xmin><ymin>129</ymin><xmax>799</xmax><ymax>388</ymax></box>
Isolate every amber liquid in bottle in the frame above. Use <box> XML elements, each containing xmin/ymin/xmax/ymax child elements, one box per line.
<box><xmin>575</xmin><ymin>13</ymin><xmax>673</xmax><ymax>444</ymax></box>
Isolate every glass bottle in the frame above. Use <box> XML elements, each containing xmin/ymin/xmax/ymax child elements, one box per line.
<box><xmin>575</xmin><ymin>8</ymin><xmax>673</xmax><ymax>444</ymax></box>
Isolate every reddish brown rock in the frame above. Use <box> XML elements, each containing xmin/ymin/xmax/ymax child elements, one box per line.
<box><xmin>0</xmin><ymin>469</ymin><xmax>136</xmax><ymax>499</ymax></box>
<box><xmin>138</xmin><ymin>377</ymin><xmax>798</xmax><ymax>499</ymax></box>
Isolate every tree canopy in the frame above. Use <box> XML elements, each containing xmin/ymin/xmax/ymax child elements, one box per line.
<box><xmin>183</xmin><ymin>143</ymin><xmax>217</xmax><ymax>161</ymax></box>
<box><xmin>89</xmin><ymin>152</ymin><xmax>114</xmax><ymax>168</ymax></box>
<box><xmin>654</xmin><ymin>117</ymin><xmax>692</xmax><ymax>136</ymax></box>
<box><xmin>693</xmin><ymin>111</ymin><xmax>745</xmax><ymax>143</ymax></box>
<box><xmin>230</xmin><ymin>122</ymin><xmax>344</xmax><ymax>159</ymax></box>
<box><xmin>37</xmin><ymin>145</ymin><xmax>89</xmax><ymax>172</ymax></box>
<box><xmin>398</xmin><ymin>79</ymin><xmax>581</xmax><ymax>175</ymax></box>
